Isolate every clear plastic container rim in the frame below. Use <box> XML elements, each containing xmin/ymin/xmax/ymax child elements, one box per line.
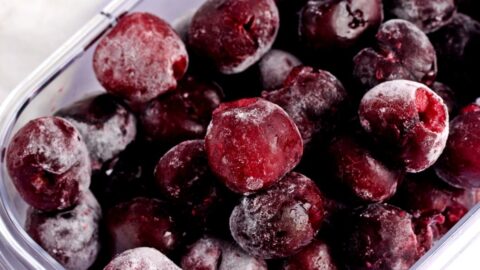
<box><xmin>0</xmin><ymin>0</ymin><xmax>479</xmax><ymax>269</ymax></box>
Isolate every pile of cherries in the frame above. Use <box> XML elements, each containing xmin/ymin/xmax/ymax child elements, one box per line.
<box><xmin>6</xmin><ymin>0</ymin><xmax>480</xmax><ymax>269</ymax></box>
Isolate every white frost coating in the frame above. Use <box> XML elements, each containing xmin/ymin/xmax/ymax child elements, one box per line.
<box><xmin>19</xmin><ymin>117</ymin><xmax>86</xmax><ymax>174</ymax></box>
<box><xmin>105</xmin><ymin>247</ymin><xmax>181</xmax><ymax>270</ymax></box>
<box><xmin>220</xmin><ymin>99</ymin><xmax>280</xmax><ymax>126</ymax></box>
<box><xmin>360</xmin><ymin>79</ymin><xmax>419</xmax><ymax>106</ymax></box>
<box><xmin>182</xmin><ymin>238</ymin><xmax>221</xmax><ymax>269</ymax></box>
<box><xmin>64</xmin><ymin>112</ymin><xmax>136</xmax><ymax>165</ymax></box>
<box><xmin>219</xmin><ymin>239</ymin><xmax>268</xmax><ymax>270</ymax></box>
<box><xmin>245</xmin><ymin>177</ymin><xmax>264</xmax><ymax>191</ymax></box>
<box><xmin>31</xmin><ymin>191</ymin><xmax>101</xmax><ymax>270</ymax></box>
<box><xmin>182</xmin><ymin>237</ymin><xmax>267</xmax><ymax>270</ymax></box>
<box><xmin>259</xmin><ymin>49</ymin><xmax>301</xmax><ymax>90</ymax></box>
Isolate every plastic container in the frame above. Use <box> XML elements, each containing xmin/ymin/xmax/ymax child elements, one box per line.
<box><xmin>0</xmin><ymin>0</ymin><xmax>478</xmax><ymax>269</ymax></box>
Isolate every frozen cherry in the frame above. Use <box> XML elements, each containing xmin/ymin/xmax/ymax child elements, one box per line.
<box><xmin>188</xmin><ymin>0</ymin><xmax>280</xmax><ymax>74</ymax></box>
<box><xmin>429</xmin><ymin>13</ymin><xmax>480</xmax><ymax>102</ymax></box>
<box><xmin>93</xmin><ymin>12</ymin><xmax>188</xmax><ymax>104</ymax></box>
<box><xmin>6</xmin><ymin>117</ymin><xmax>91</xmax><ymax>212</ymax></box>
<box><xmin>26</xmin><ymin>191</ymin><xmax>101</xmax><ymax>270</ymax></box>
<box><xmin>259</xmin><ymin>49</ymin><xmax>302</xmax><ymax>91</ymax></box>
<box><xmin>299</xmin><ymin>0</ymin><xmax>383</xmax><ymax>50</ymax></box>
<box><xmin>359</xmin><ymin>80</ymin><xmax>449</xmax><ymax>173</ymax></box>
<box><xmin>139</xmin><ymin>76</ymin><xmax>223</xmax><ymax>145</ymax></box>
<box><xmin>104</xmin><ymin>247</ymin><xmax>181</xmax><ymax>270</ymax></box>
<box><xmin>353</xmin><ymin>19</ymin><xmax>437</xmax><ymax>89</ymax></box>
<box><xmin>206</xmin><ymin>98</ymin><xmax>303</xmax><ymax>194</ymax></box>
<box><xmin>385</xmin><ymin>0</ymin><xmax>456</xmax><ymax>33</ymax></box>
<box><xmin>56</xmin><ymin>94</ymin><xmax>137</xmax><ymax>170</ymax></box>
<box><xmin>262</xmin><ymin>66</ymin><xmax>348</xmax><ymax>145</ymax></box>
<box><xmin>230</xmin><ymin>172</ymin><xmax>324</xmax><ymax>259</ymax></box>
<box><xmin>155</xmin><ymin>140</ymin><xmax>223</xmax><ymax>224</ymax></box>
<box><xmin>343</xmin><ymin>204</ymin><xmax>418</xmax><ymax>270</ymax></box>
<box><xmin>283</xmin><ymin>239</ymin><xmax>338</xmax><ymax>270</ymax></box>
<box><xmin>105</xmin><ymin>197</ymin><xmax>182</xmax><ymax>255</ymax></box>
<box><xmin>181</xmin><ymin>237</ymin><xmax>268</xmax><ymax>270</ymax></box>
<box><xmin>329</xmin><ymin>135</ymin><xmax>403</xmax><ymax>202</ymax></box>
<box><xmin>435</xmin><ymin>110</ymin><xmax>480</xmax><ymax>188</ymax></box>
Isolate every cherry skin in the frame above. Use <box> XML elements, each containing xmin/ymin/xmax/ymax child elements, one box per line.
<box><xmin>329</xmin><ymin>135</ymin><xmax>403</xmax><ymax>202</ymax></box>
<box><xmin>258</xmin><ymin>49</ymin><xmax>302</xmax><ymax>91</ymax></box>
<box><xmin>139</xmin><ymin>76</ymin><xmax>223</xmax><ymax>146</ymax></box>
<box><xmin>230</xmin><ymin>172</ymin><xmax>324</xmax><ymax>259</ymax></box>
<box><xmin>283</xmin><ymin>239</ymin><xmax>338</xmax><ymax>270</ymax></box>
<box><xmin>435</xmin><ymin>110</ymin><xmax>480</xmax><ymax>188</ymax></box>
<box><xmin>262</xmin><ymin>66</ymin><xmax>348</xmax><ymax>146</ymax></box>
<box><xmin>188</xmin><ymin>0</ymin><xmax>279</xmax><ymax>74</ymax></box>
<box><xmin>343</xmin><ymin>204</ymin><xmax>418</xmax><ymax>270</ymax></box>
<box><xmin>155</xmin><ymin>140</ymin><xmax>228</xmax><ymax>227</ymax></box>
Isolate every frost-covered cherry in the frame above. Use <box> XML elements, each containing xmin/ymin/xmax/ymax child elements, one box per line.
<box><xmin>343</xmin><ymin>204</ymin><xmax>418</xmax><ymax>270</ymax></box>
<box><xmin>435</xmin><ymin>110</ymin><xmax>480</xmax><ymax>188</ymax></box>
<box><xmin>259</xmin><ymin>49</ymin><xmax>301</xmax><ymax>91</ymax></box>
<box><xmin>181</xmin><ymin>237</ymin><xmax>267</xmax><ymax>270</ymax></box>
<box><xmin>6</xmin><ymin>117</ymin><xmax>91</xmax><ymax>212</ymax></box>
<box><xmin>353</xmin><ymin>19</ymin><xmax>437</xmax><ymax>89</ymax></box>
<box><xmin>262</xmin><ymin>66</ymin><xmax>348</xmax><ymax>145</ymax></box>
<box><xmin>359</xmin><ymin>80</ymin><xmax>449</xmax><ymax>173</ymax></box>
<box><xmin>230</xmin><ymin>172</ymin><xmax>324</xmax><ymax>259</ymax></box>
<box><xmin>206</xmin><ymin>98</ymin><xmax>303</xmax><ymax>194</ymax></box>
<box><xmin>93</xmin><ymin>13</ymin><xmax>188</xmax><ymax>104</ymax></box>
<box><xmin>26</xmin><ymin>191</ymin><xmax>101</xmax><ymax>270</ymax></box>
<box><xmin>188</xmin><ymin>0</ymin><xmax>279</xmax><ymax>74</ymax></box>
<box><xmin>104</xmin><ymin>247</ymin><xmax>181</xmax><ymax>270</ymax></box>
<box><xmin>56</xmin><ymin>94</ymin><xmax>136</xmax><ymax>170</ymax></box>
